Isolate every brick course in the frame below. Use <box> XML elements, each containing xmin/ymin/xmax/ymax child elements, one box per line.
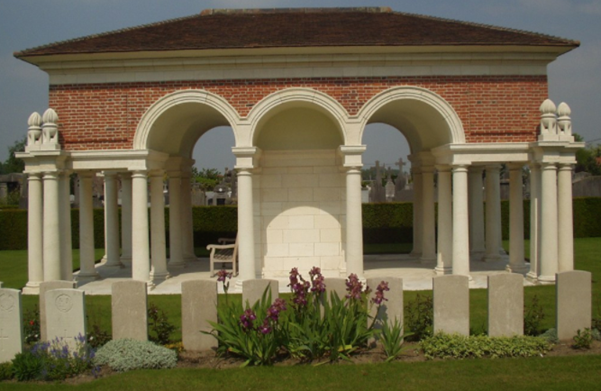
<box><xmin>48</xmin><ymin>75</ymin><xmax>546</xmax><ymax>150</ymax></box>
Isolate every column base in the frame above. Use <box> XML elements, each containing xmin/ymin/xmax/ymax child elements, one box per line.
<box><xmin>409</xmin><ymin>251</ymin><xmax>422</xmax><ymax>259</ymax></box>
<box><xmin>469</xmin><ymin>251</ymin><xmax>485</xmax><ymax>262</ymax></box>
<box><xmin>183</xmin><ymin>255</ymin><xmax>199</xmax><ymax>263</ymax></box>
<box><xmin>505</xmin><ymin>263</ymin><xmax>529</xmax><ymax>274</ymax></box>
<box><xmin>526</xmin><ymin>271</ymin><xmax>539</xmax><ymax>283</ymax></box>
<box><xmin>146</xmin><ymin>281</ymin><xmax>156</xmax><ymax>292</ymax></box>
<box><xmin>484</xmin><ymin>254</ymin><xmax>503</xmax><ymax>262</ymax></box>
<box><xmin>537</xmin><ymin>274</ymin><xmax>556</xmax><ymax>285</ymax></box>
<box><xmin>420</xmin><ymin>255</ymin><xmax>436</xmax><ymax>265</ymax></box>
<box><xmin>119</xmin><ymin>256</ymin><xmax>132</xmax><ymax>266</ymax></box>
<box><xmin>150</xmin><ymin>271</ymin><xmax>171</xmax><ymax>283</ymax></box>
<box><xmin>434</xmin><ymin>266</ymin><xmax>452</xmax><ymax>275</ymax></box>
<box><xmin>75</xmin><ymin>272</ymin><xmax>101</xmax><ymax>283</ymax></box>
<box><xmin>22</xmin><ymin>283</ymin><xmax>42</xmax><ymax>295</ymax></box>
<box><xmin>168</xmin><ymin>259</ymin><xmax>187</xmax><ymax>268</ymax></box>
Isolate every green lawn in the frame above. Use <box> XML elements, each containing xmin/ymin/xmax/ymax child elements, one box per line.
<box><xmin>2</xmin><ymin>238</ymin><xmax>600</xmax><ymax>389</ymax></box>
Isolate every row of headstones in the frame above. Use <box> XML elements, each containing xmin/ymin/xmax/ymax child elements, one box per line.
<box><xmin>0</xmin><ymin>271</ymin><xmax>592</xmax><ymax>363</ymax></box>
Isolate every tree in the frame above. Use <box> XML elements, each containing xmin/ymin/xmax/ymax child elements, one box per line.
<box><xmin>191</xmin><ymin>167</ymin><xmax>223</xmax><ymax>191</ymax></box>
<box><xmin>574</xmin><ymin>133</ymin><xmax>601</xmax><ymax>176</ymax></box>
<box><xmin>0</xmin><ymin>137</ymin><xmax>26</xmax><ymax>175</ymax></box>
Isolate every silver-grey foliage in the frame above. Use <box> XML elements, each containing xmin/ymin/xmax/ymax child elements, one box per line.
<box><xmin>94</xmin><ymin>339</ymin><xmax>177</xmax><ymax>372</ymax></box>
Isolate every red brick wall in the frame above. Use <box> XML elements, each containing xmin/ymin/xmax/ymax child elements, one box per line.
<box><xmin>48</xmin><ymin>75</ymin><xmax>547</xmax><ymax>150</ymax></box>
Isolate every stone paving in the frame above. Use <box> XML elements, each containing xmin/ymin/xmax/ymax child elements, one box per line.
<box><xmin>72</xmin><ymin>254</ymin><xmax>535</xmax><ymax>295</ymax></box>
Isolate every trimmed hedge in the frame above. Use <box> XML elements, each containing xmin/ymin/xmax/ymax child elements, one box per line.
<box><xmin>0</xmin><ymin>198</ymin><xmax>600</xmax><ymax>251</ymax></box>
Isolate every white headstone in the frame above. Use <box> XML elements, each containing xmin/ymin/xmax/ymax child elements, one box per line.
<box><xmin>0</xmin><ymin>289</ymin><xmax>23</xmax><ymax>363</ymax></box>
<box><xmin>45</xmin><ymin>289</ymin><xmax>86</xmax><ymax>350</ymax></box>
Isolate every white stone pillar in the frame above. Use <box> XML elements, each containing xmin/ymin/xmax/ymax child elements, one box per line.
<box><xmin>507</xmin><ymin>164</ymin><xmax>527</xmax><ymax>273</ymax></box>
<box><xmin>150</xmin><ymin>171</ymin><xmax>169</xmax><ymax>282</ymax></box>
<box><xmin>131</xmin><ymin>171</ymin><xmax>151</xmax><ymax>285</ymax></box>
<box><xmin>410</xmin><ymin>167</ymin><xmax>423</xmax><ymax>258</ymax></box>
<box><xmin>527</xmin><ymin>163</ymin><xmax>541</xmax><ymax>281</ymax></box>
<box><xmin>168</xmin><ymin>173</ymin><xmax>185</xmax><ymax>268</ymax></box>
<box><xmin>120</xmin><ymin>173</ymin><xmax>133</xmax><ymax>264</ymax></box>
<box><xmin>468</xmin><ymin>166</ymin><xmax>485</xmax><ymax>261</ymax></box>
<box><xmin>346</xmin><ymin>167</ymin><xmax>364</xmax><ymax>278</ymax></box>
<box><xmin>557</xmin><ymin>164</ymin><xmax>574</xmax><ymax>272</ymax></box>
<box><xmin>452</xmin><ymin>165</ymin><xmax>470</xmax><ymax>278</ymax></box>
<box><xmin>421</xmin><ymin>166</ymin><xmax>436</xmax><ymax>264</ymax></box>
<box><xmin>435</xmin><ymin>166</ymin><xmax>452</xmax><ymax>275</ymax></box>
<box><xmin>43</xmin><ymin>171</ymin><xmax>61</xmax><ymax>281</ymax></box>
<box><xmin>236</xmin><ymin>169</ymin><xmax>256</xmax><ymax>284</ymax></box>
<box><xmin>538</xmin><ymin>163</ymin><xmax>558</xmax><ymax>283</ymax></box>
<box><xmin>181</xmin><ymin>173</ymin><xmax>196</xmax><ymax>262</ymax></box>
<box><xmin>103</xmin><ymin>172</ymin><xmax>122</xmax><ymax>268</ymax></box>
<box><xmin>485</xmin><ymin>165</ymin><xmax>502</xmax><ymax>262</ymax></box>
<box><xmin>59</xmin><ymin>171</ymin><xmax>73</xmax><ymax>281</ymax></box>
<box><xmin>24</xmin><ymin>173</ymin><xmax>43</xmax><ymax>293</ymax></box>
<box><xmin>77</xmin><ymin>172</ymin><xmax>100</xmax><ymax>282</ymax></box>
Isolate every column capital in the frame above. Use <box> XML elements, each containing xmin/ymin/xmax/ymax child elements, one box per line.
<box><xmin>120</xmin><ymin>172</ymin><xmax>132</xmax><ymax>180</ymax></box>
<box><xmin>149</xmin><ymin>169</ymin><xmax>165</xmax><ymax>178</ymax></box>
<box><xmin>421</xmin><ymin>165</ymin><xmax>435</xmax><ymax>174</ymax></box>
<box><xmin>28</xmin><ymin>172</ymin><xmax>43</xmax><ymax>180</ymax></box>
<box><xmin>102</xmin><ymin>170</ymin><xmax>119</xmax><ymax>178</ymax></box>
<box><xmin>452</xmin><ymin>164</ymin><xmax>470</xmax><ymax>173</ymax></box>
<box><xmin>507</xmin><ymin>163</ymin><xmax>524</xmax><ymax>171</ymax></box>
<box><xmin>540</xmin><ymin>162</ymin><xmax>558</xmax><ymax>171</ymax></box>
<box><xmin>42</xmin><ymin>171</ymin><xmax>60</xmax><ymax>180</ymax></box>
<box><xmin>558</xmin><ymin>163</ymin><xmax>573</xmax><ymax>171</ymax></box>
<box><xmin>236</xmin><ymin>168</ymin><xmax>253</xmax><ymax>177</ymax></box>
<box><xmin>485</xmin><ymin>164</ymin><xmax>502</xmax><ymax>172</ymax></box>
<box><xmin>468</xmin><ymin>165</ymin><xmax>485</xmax><ymax>174</ymax></box>
<box><xmin>435</xmin><ymin>164</ymin><xmax>452</xmax><ymax>173</ymax></box>
<box><xmin>78</xmin><ymin>171</ymin><xmax>96</xmax><ymax>179</ymax></box>
<box><xmin>131</xmin><ymin>170</ymin><xmax>148</xmax><ymax>179</ymax></box>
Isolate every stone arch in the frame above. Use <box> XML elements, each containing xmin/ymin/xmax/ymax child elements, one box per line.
<box><xmin>246</xmin><ymin>88</ymin><xmax>350</xmax><ymax>148</ymax></box>
<box><xmin>356</xmin><ymin>86</ymin><xmax>466</xmax><ymax>151</ymax></box>
<box><xmin>133</xmin><ymin>89</ymin><xmax>240</xmax><ymax>157</ymax></box>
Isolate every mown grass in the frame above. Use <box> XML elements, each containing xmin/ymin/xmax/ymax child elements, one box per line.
<box><xmin>2</xmin><ymin>355</ymin><xmax>601</xmax><ymax>391</ymax></box>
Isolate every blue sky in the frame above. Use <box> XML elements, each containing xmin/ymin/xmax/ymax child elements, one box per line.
<box><xmin>1</xmin><ymin>0</ymin><xmax>599</xmax><ymax>172</ymax></box>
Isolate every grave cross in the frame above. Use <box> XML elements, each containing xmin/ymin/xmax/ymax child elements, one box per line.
<box><xmin>395</xmin><ymin>158</ymin><xmax>406</xmax><ymax>176</ymax></box>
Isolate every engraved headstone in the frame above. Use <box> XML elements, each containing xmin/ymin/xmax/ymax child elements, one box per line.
<box><xmin>488</xmin><ymin>274</ymin><xmax>523</xmax><ymax>337</ymax></box>
<box><xmin>242</xmin><ymin>279</ymin><xmax>279</xmax><ymax>307</ymax></box>
<box><xmin>433</xmin><ymin>275</ymin><xmax>469</xmax><ymax>336</ymax></box>
<box><xmin>325</xmin><ymin>278</ymin><xmax>347</xmax><ymax>300</ymax></box>
<box><xmin>45</xmin><ymin>289</ymin><xmax>86</xmax><ymax>350</ymax></box>
<box><xmin>39</xmin><ymin>280</ymin><xmax>76</xmax><ymax>341</ymax></box>
<box><xmin>557</xmin><ymin>271</ymin><xmax>592</xmax><ymax>341</ymax></box>
<box><xmin>181</xmin><ymin>280</ymin><xmax>217</xmax><ymax>351</ymax></box>
<box><xmin>0</xmin><ymin>289</ymin><xmax>23</xmax><ymax>363</ymax></box>
<box><xmin>367</xmin><ymin>277</ymin><xmax>403</xmax><ymax>345</ymax></box>
<box><xmin>112</xmin><ymin>281</ymin><xmax>148</xmax><ymax>341</ymax></box>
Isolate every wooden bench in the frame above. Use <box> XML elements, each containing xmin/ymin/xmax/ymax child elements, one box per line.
<box><xmin>207</xmin><ymin>236</ymin><xmax>238</xmax><ymax>277</ymax></box>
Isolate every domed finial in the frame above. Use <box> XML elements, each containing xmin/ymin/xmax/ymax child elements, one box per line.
<box><xmin>42</xmin><ymin>108</ymin><xmax>58</xmax><ymax>124</ymax></box>
<box><xmin>557</xmin><ymin>102</ymin><xmax>571</xmax><ymax>117</ymax></box>
<box><xmin>27</xmin><ymin>112</ymin><xmax>42</xmax><ymax>127</ymax></box>
<box><xmin>539</xmin><ymin>99</ymin><xmax>556</xmax><ymax>114</ymax></box>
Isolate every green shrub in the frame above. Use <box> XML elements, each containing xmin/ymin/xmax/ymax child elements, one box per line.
<box><xmin>524</xmin><ymin>295</ymin><xmax>545</xmax><ymax>336</ymax></box>
<box><xmin>0</xmin><ymin>362</ymin><xmax>14</xmax><ymax>381</ymax></box>
<box><xmin>539</xmin><ymin>328</ymin><xmax>559</xmax><ymax>344</ymax></box>
<box><xmin>404</xmin><ymin>293</ymin><xmax>433</xmax><ymax>341</ymax></box>
<box><xmin>380</xmin><ymin>319</ymin><xmax>410</xmax><ymax>362</ymax></box>
<box><xmin>148</xmin><ymin>303</ymin><xmax>176</xmax><ymax>345</ymax></box>
<box><xmin>22</xmin><ymin>308</ymin><xmax>40</xmax><ymax>345</ymax></box>
<box><xmin>573</xmin><ymin>328</ymin><xmax>593</xmax><ymax>349</ymax></box>
<box><xmin>11</xmin><ymin>350</ymin><xmax>43</xmax><ymax>381</ymax></box>
<box><xmin>94</xmin><ymin>339</ymin><xmax>177</xmax><ymax>372</ymax></box>
<box><xmin>86</xmin><ymin>324</ymin><xmax>111</xmax><ymax>349</ymax></box>
<box><xmin>591</xmin><ymin>328</ymin><xmax>601</xmax><ymax>341</ymax></box>
<box><xmin>420</xmin><ymin>333</ymin><xmax>552</xmax><ymax>360</ymax></box>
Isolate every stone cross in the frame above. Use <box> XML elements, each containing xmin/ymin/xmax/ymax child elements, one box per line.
<box><xmin>395</xmin><ymin>158</ymin><xmax>406</xmax><ymax>174</ymax></box>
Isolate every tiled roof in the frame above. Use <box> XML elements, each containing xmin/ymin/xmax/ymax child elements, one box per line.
<box><xmin>14</xmin><ymin>7</ymin><xmax>579</xmax><ymax>58</ymax></box>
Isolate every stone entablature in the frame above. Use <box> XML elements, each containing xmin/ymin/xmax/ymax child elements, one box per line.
<box><xmin>50</xmin><ymin>75</ymin><xmax>547</xmax><ymax>151</ymax></box>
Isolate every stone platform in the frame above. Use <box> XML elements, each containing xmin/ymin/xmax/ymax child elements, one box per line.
<box><xmin>70</xmin><ymin>254</ymin><xmax>535</xmax><ymax>295</ymax></box>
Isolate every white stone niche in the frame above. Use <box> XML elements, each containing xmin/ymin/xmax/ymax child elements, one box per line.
<box><xmin>255</xmin><ymin>106</ymin><xmax>346</xmax><ymax>278</ymax></box>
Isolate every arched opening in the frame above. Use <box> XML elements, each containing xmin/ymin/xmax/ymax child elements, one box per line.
<box><xmin>253</xmin><ymin>103</ymin><xmax>346</xmax><ymax>278</ymax></box>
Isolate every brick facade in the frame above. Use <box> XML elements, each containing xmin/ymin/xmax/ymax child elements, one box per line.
<box><xmin>49</xmin><ymin>75</ymin><xmax>547</xmax><ymax>151</ymax></box>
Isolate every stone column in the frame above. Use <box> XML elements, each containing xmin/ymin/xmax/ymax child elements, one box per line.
<box><xmin>557</xmin><ymin>164</ymin><xmax>574</xmax><ymax>272</ymax></box>
<box><xmin>103</xmin><ymin>172</ymin><xmax>123</xmax><ymax>268</ymax></box>
<box><xmin>452</xmin><ymin>165</ymin><xmax>470</xmax><ymax>278</ymax></box>
<box><xmin>59</xmin><ymin>171</ymin><xmax>73</xmax><ymax>281</ymax></box>
<box><xmin>435</xmin><ymin>166</ymin><xmax>452</xmax><ymax>275</ymax></box>
<box><xmin>77</xmin><ymin>172</ymin><xmax>100</xmax><ymax>281</ymax></box>
<box><xmin>468</xmin><ymin>166</ymin><xmax>485</xmax><ymax>261</ymax></box>
<box><xmin>485</xmin><ymin>165</ymin><xmax>502</xmax><ymax>262</ymax></box>
<box><xmin>131</xmin><ymin>171</ymin><xmax>151</xmax><ymax>285</ymax></box>
<box><xmin>346</xmin><ymin>167</ymin><xmax>364</xmax><ymax>278</ymax></box>
<box><xmin>236</xmin><ymin>169</ymin><xmax>256</xmax><ymax>284</ymax></box>
<box><xmin>410</xmin><ymin>167</ymin><xmax>423</xmax><ymax>258</ymax></box>
<box><xmin>120</xmin><ymin>173</ymin><xmax>133</xmax><ymax>264</ymax></box>
<box><xmin>150</xmin><ymin>171</ymin><xmax>169</xmax><ymax>282</ymax></box>
<box><xmin>421</xmin><ymin>166</ymin><xmax>436</xmax><ymax>264</ymax></box>
<box><xmin>527</xmin><ymin>164</ymin><xmax>541</xmax><ymax>281</ymax></box>
<box><xmin>538</xmin><ymin>163</ymin><xmax>558</xmax><ymax>283</ymax></box>
<box><xmin>181</xmin><ymin>173</ymin><xmax>196</xmax><ymax>262</ymax></box>
<box><xmin>24</xmin><ymin>173</ymin><xmax>43</xmax><ymax>293</ymax></box>
<box><xmin>43</xmin><ymin>171</ymin><xmax>61</xmax><ymax>281</ymax></box>
<box><xmin>507</xmin><ymin>164</ymin><xmax>527</xmax><ymax>273</ymax></box>
<box><xmin>168</xmin><ymin>173</ymin><xmax>185</xmax><ymax>268</ymax></box>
